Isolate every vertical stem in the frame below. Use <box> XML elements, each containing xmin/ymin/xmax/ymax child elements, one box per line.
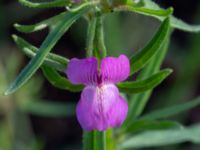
<box><xmin>95</xmin><ymin>14</ymin><xmax>107</xmax><ymax>59</ymax></box>
<box><xmin>86</xmin><ymin>16</ymin><xmax>97</xmax><ymax>57</ymax></box>
<box><xmin>100</xmin><ymin>131</ymin><xmax>106</xmax><ymax>150</ymax></box>
<box><xmin>83</xmin><ymin>13</ymin><xmax>107</xmax><ymax>150</ymax></box>
<box><xmin>83</xmin><ymin>130</ymin><xmax>106</xmax><ymax>150</ymax></box>
<box><xmin>83</xmin><ymin>11</ymin><xmax>108</xmax><ymax>149</ymax></box>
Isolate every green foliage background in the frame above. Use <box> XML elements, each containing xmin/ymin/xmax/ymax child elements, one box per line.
<box><xmin>1</xmin><ymin>0</ymin><xmax>200</xmax><ymax>149</ymax></box>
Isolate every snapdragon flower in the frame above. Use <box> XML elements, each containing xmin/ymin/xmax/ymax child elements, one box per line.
<box><xmin>66</xmin><ymin>55</ymin><xmax>130</xmax><ymax>131</ymax></box>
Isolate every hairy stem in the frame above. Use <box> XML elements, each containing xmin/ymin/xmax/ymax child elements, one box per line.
<box><xmin>86</xmin><ymin>16</ymin><xmax>97</xmax><ymax>57</ymax></box>
<box><xmin>94</xmin><ymin>13</ymin><xmax>107</xmax><ymax>58</ymax></box>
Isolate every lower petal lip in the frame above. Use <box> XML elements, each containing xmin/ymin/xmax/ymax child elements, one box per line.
<box><xmin>76</xmin><ymin>84</ymin><xmax>128</xmax><ymax>131</ymax></box>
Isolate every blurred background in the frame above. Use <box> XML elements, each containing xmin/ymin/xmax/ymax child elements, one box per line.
<box><xmin>1</xmin><ymin>0</ymin><xmax>200</xmax><ymax>149</ymax></box>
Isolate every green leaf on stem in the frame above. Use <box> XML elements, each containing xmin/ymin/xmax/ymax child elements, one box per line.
<box><xmin>19</xmin><ymin>0</ymin><xmax>71</xmax><ymax>8</ymax></box>
<box><xmin>118</xmin><ymin>69</ymin><xmax>172</xmax><ymax>93</ymax></box>
<box><xmin>125</xmin><ymin>120</ymin><xmax>182</xmax><ymax>134</ymax></box>
<box><xmin>143</xmin><ymin>0</ymin><xmax>200</xmax><ymax>32</ymax></box>
<box><xmin>12</xmin><ymin>35</ymin><xmax>68</xmax><ymax>72</ymax></box>
<box><xmin>14</xmin><ymin>11</ymin><xmax>68</xmax><ymax>33</ymax></box>
<box><xmin>23</xmin><ymin>100</ymin><xmax>75</xmax><ymax>117</ymax></box>
<box><xmin>120</xmin><ymin>124</ymin><xmax>200</xmax><ymax>149</ymax></box>
<box><xmin>5</xmin><ymin>3</ymin><xmax>93</xmax><ymax>95</ymax></box>
<box><xmin>116</xmin><ymin>5</ymin><xmax>173</xmax><ymax>17</ymax></box>
<box><xmin>114</xmin><ymin>0</ymin><xmax>173</xmax><ymax>17</ymax></box>
<box><xmin>116</xmin><ymin>0</ymin><xmax>200</xmax><ymax>33</ymax></box>
<box><xmin>140</xmin><ymin>96</ymin><xmax>200</xmax><ymax>120</ymax></box>
<box><xmin>42</xmin><ymin>65</ymin><xmax>83</xmax><ymax>92</ymax></box>
<box><xmin>123</xmin><ymin>31</ymin><xmax>170</xmax><ymax>129</ymax></box>
<box><xmin>129</xmin><ymin>17</ymin><xmax>170</xmax><ymax>75</ymax></box>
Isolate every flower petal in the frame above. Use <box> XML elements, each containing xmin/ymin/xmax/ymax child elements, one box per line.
<box><xmin>66</xmin><ymin>57</ymin><xmax>98</xmax><ymax>85</ymax></box>
<box><xmin>76</xmin><ymin>84</ymin><xmax>128</xmax><ymax>131</ymax></box>
<box><xmin>100</xmin><ymin>55</ymin><xmax>130</xmax><ymax>83</ymax></box>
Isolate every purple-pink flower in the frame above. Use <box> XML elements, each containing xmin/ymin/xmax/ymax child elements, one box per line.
<box><xmin>66</xmin><ymin>55</ymin><xmax>130</xmax><ymax>131</ymax></box>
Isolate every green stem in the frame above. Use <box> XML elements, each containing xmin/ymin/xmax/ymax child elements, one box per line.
<box><xmin>94</xmin><ymin>14</ymin><xmax>107</xmax><ymax>59</ymax></box>
<box><xmin>83</xmin><ymin>131</ymin><xmax>106</xmax><ymax>150</ymax></box>
<box><xmin>86</xmin><ymin>16</ymin><xmax>97</xmax><ymax>57</ymax></box>
<box><xmin>83</xmin><ymin>12</ymin><xmax>107</xmax><ymax>150</ymax></box>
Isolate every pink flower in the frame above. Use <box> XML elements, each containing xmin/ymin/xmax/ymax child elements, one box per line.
<box><xmin>66</xmin><ymin>55</ymin><xmax>130</xmax><ymax>131</ymax></box>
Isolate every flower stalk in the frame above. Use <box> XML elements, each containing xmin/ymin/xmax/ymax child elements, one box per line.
<box><xmin>94</xmin><ymin>13</ymin><xmax>107</xmax><ymax>59</ymax></box>
<box><xmin>86</xmin><ymin>16</ymin><xmax>97</xmax><ymax>57</ymax></box>
<box><xmin>84</xmin><ymin>10</ymin><xmax>108</xmax><ymax>150</ymax></box>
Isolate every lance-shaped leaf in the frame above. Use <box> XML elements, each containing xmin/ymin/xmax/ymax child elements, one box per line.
<box><xmin>143</xmin><ymin>0</ymin><xmax>200</xmax><ymax>32</ymax></box>
<box><xmin>5</xmin><ymin>3</ymin><xmax>93</xmax><ymax>95</ymax></box>
<box><xmin>120</xmin><ymin>124</ymin><xmax>200</xmax><ymax>149</ymax></box>
<box><xmin>115</xmin><ymin>3</ymin><xmax>173</xmax><ymax>17</ymax></box>
<box><xmin>14</xmin><ymin>10</ymin><xmax>69</xmax><ymax>33</ymax></box>
<box><xmin>140</xmin><ymin>96</ymin><xmax>200</xmax><ymax>120</ymax></box>
<box><xmin>42</xmin><ymin>65</ymin><xmax>83</xmax><ymax>92</ymax></box>
<box><xmin>122</xmin><ymin>33</ymin><xmax>170</xmax><ymax>130</ymax></box>
<box><xmin>118</xmin><ymin>69</ymin><xmax>172</xmax><ymax>93</ymax></box>
<box><xmin>115</xmin><ymin>0</ymin><xmax>200</xmax><ymax>33</ymax></box>
<box><xmin>124</xmin><ymin>120</ymin><xmax>182</xmax><ymax>134</ymax></box>
<box><xmin>23</xmin><ymin>100</ymin><xmax>75</xmax><ymax>117</ymax></box>
<box><xmin>12</xmin><ymin>35</ymin><xmax>68</xmax><ymax>72</ymax></box>
<box><xmin>19</xmin><ymin>0</ymin><xmax>71</xmax><ymax>8</ymax></box>
<box><xmin>129</xmin><ymin>18</ymin><xmax>170</xmax><ymax>75</ymax></box>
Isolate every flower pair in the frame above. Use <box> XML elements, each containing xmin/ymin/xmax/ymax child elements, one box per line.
<box><xmin>66</xmin><ymin>55</ymin><xmax>130</xmax><ymax>131</ymax></box>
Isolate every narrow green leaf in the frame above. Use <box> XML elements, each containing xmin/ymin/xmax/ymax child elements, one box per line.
<box><xmin>129</xmin><ymin>17</ymin><xmax>170</xmax><ymax>75</ymax></box>
<box><xmin>116</xmin><ymin>0</ymin><xmax>200</xmax><ymax>33</ymax></box>
<box><xmin>19</xmin><ymin>0</ymin><xmax>71</xmax><ymax>8</ymax></box>
<box><xmin>5</xmin><ymin>3</ymin><xmax>93</xmax><ymax>95</ymax></box>
<box><xmin>14</xmin><ymin>11</ymin><xmax>67</xmax><ymax>33</ymax></box>
<box><xmin>115</xmin><ymin>5</ymin><xmax>173</xmax><ymax>17</ymax></box>
<box><xmin>120</xmin><ymin>124</ymin><xmax>200</xmax><ymax>149</ymax></box>
<box><xmin>42</xmin><ymin>65</ymin><xmax>83</xmax><ymax>92</ymax></box>
<box><xmin>12</xmin><ymin>35</ymin><xmax>68</xmax><ymax>72</ymax></box>
<box><xmin>114</xmin><ymin>0</ymin><xmax>173</xmax><ymax>17</ymax></box>
<box><xmin>143</xmin><ymin>0</ymin><xmax>200</xmax><ymax>32</ymax></box>
<box><xmin>125</xmin><ymin>120</ymin><xmax>182</xmax><ymax>134</ymax></box>
<box><xmin>140</xmin><ymin>96</ymin><xmax>200</xmax><ymax>120</ymax></box>
<box><xmin>118</xmin><ymin>69</ymin><xmax>172</xmax><ymax>93</ymax></box>
<box><xmin>23</xmin><ymin>100</ymin><xmax>75</xmax><ymax>117</ymax></box>
<box><xmin>123</xmin><ymin>33</ymin><xmax>170</xmax><ymax>129</ymax></box>
<box><xmin>170</xmin><ymin>16</ymin><xmax>200</xmax><ymax>33</ymax></box>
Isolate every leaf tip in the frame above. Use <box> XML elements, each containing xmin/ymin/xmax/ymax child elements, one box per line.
<box><xmin>4</xmin><ymin>86</ymin><xmax>15</xmax><ymax>96</ymax></box>
<box><xmin>12</xmin><ymin>34</ymin><xmax>17</xmax><ymax>40</ymax></box>
<box><xmin>163</xmin><ymin>68</ymin><xmax>173</xmax><ymax>76</ymax></box>
<box><xmin>169</xmin><ymin>7</ymin><xmax>174</xmax><ymax>14</ymax></box>
<box><xmin>13</xmin><ymin>24</ymin><xmax>21</xmax><ymax>31</ymax></box>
